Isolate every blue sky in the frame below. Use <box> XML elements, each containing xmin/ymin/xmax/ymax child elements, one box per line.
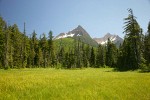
<box><xmin>0</xmin><ymin>0</ymin><xmax>150</xmax><ymax>38</ymax></box>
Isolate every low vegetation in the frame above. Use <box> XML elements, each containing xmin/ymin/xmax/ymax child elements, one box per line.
<box><xmin>0</xmin><ymin>68</ymin><xmax>150</xmax><ymax>100</ymax></box>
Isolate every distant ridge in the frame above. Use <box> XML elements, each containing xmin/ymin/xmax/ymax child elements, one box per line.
<box><xmin>93</xmin><ymin>33</ymin><xmax>123</xmax><ymax>47</ymax></box>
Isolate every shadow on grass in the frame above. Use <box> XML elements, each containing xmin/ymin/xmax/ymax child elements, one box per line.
<box><xmin>104</xmin><ymin>68</ymin><xmax>139</xmax><ymax>72</ymax></box>
<box><xmin>138</xmin><ymin>70</ymin><xmax>150</xmax><ymax>73</ymax></box>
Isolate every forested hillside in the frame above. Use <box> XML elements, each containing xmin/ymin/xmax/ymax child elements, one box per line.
<box><xmin>0</xmin><ymin>9</ymin><xmax>150</xmax><ymax>71</ymax></box>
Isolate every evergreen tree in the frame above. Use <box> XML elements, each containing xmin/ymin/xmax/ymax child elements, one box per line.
<box><xmin>21</xmin><ymin>22</ymin><xmax>27</xmax><ymax>68</ymax></box>
<box><xmin>96</xmin><ymin>44</ymin><xmax>105</xmax><ymax>67</ymax></box>
<box><xmin>85</xmin><ymin>44</ymin><xmax>90</xmax><ymax>67</ymax></box>
<box><xmin>63</xmin><ymin>52</ymin><xmax>69</xmax><ymax>68</ymax></box>
<box><xmin>37</xmin><ymin>45</ymin><xmax>43</xmax><ymax>67</ymax></box>
<box><xmin>10</xmin><ymin>24</ymin><xmax>23</xmax><ymax>68</ymax></box>
<box><xmin>48</xmin><ymin>31</ymin><xmax>55</xmax><ymax>67</ymax></box>
<box><xmin>0</xmin><ymin>17</ymin><xmax>6</xmax><ymax>68</ymax></box>
<box><xmin>117</xmin><ymin>39</ymin><xmax>129</xmax><ymax>70</ymax></box>
<box><xmin>69</xmin><ymin>49</ymin><xmax>75</xmax><ymax>68</ymax></box>
<box><xmin>73</xmin><ymin>38</ymin><xmax>77</xmax><ymax>68</ymax></box>
<box><xmin>57</xmin><ymin>38</ymin><xmax>63</xmax><ymax>65</ymax></box>
<box><xmin>142</xmin><ymin>21</ymin><xmax>150</xmax><ymax>71</ymax></box>
<box><xmin>81</xmin><ymin>43</ymin><xmax>88</xmax><ymax>67</ymax></box>
<box><xmin>117</xmin><ymin>9</ymin><xmax>143</xmax><ymax>70</ymax></box>
<box><xmin>77</xmin><ymin>38</ymin><xmax>81</xmax><ymax>68</ymax></box>
<box><xmin>8</xmin><ymin>26</ymin><xmax>14</xmax><ymax>68</ymax></box>
<box><xmin>30</xmin><ymin>30</ymin><xmax>38</xmax><ymax>67</ymax></box>
<box><xmin>89</xmin><ymin>47</ymin><xmax>95</xmax><ymax>67</ymax></box>
<box><xmin>40</xmin><ymin>33</ymin><xmax>48</xmax><ymax>67</ymax></box>
<box><xmin>144</xmin><ymin>21</ymin><xmax>150</xmax><ymax>65</ymax></box>
<box><xmin>124</xmin><ymin>9</ymin><xmax>142</xmax><ymax>69</ymax></box>
<box><xmin>106</xmin><ymin>38</ymin><xmax>117</xmax><ymax>67</ymax></box>
<box><xmin>4</xmin><ymin>24</ymin><xmax>9</xmax><ymax>69</ymax></box>
<box><xmin>58</xmin><ymin>47</ymin><xmax>65</xmax><ymax>67</ymax></box>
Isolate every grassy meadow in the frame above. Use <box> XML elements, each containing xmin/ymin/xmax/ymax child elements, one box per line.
<box><xmin>0</xmin><ymin>68</ymin><xmax>150</xmax><ymax>100</ymax></box>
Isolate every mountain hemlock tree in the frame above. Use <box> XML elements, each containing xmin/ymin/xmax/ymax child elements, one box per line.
<box><xmin>117</xmin><ymin>9</ymin><xmax>143</xmax><ymax>70</ymax></box>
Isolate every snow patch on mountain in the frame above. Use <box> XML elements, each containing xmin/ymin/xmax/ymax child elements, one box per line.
<box><xmin>55</xmin><ymin>32</ymin><xmax>75</xmax><ymax>39</ymax></box>
<box><xmin>101</xmin><ymin>40</ymin><xmax>108</xmax><ymax>45</ymax></box>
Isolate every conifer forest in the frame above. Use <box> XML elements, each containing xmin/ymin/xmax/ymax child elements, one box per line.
<box><xmin>0</xmin><ymin>9</ymin><xmax>150</xmax><ymax>72</ymax></box>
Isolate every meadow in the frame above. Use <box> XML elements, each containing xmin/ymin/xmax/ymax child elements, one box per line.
<box><xmin>0</xmin><ymin>68</ymin><xmax>150</xmax><ymax>100</ymax></box>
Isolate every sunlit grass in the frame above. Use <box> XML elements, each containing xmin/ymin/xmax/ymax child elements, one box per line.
<box><xmin>0</xmin><ymin>68</ymin><xmax>150</xmax><ymax>100</ymax></box>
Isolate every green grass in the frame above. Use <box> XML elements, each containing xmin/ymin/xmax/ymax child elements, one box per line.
<box><xmin>0</xmin><ymin>68</ymin><xmax>150</xmax><ymax>100</ymax></box>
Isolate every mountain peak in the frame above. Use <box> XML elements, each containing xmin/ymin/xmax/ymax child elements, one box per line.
<box><xmin>78</xmin><ymin>25</ymin><xmax>82</xmax><ymax>27</ymax></box>
<box><xmin>105</xmin><ymin>33</ymin><xmax>111</xmax><ymax>36</ymax></box>
<box><xmin>75</xmin><ymin>25</ymin><xmax>85</xmax><ymax>32</ymax></box>
<box><xmin>77</xmin><ymin>25</ymin><xmax>82</xmax><ymax>28</ymax></box>
<box><xmin>93</xmin><ymin>33</ymin><xmax>123</xmax><ymax>47</ymax></box>
<box><xmin>54</xmin><ymin>25</ymin><xmax>98</xmax><ymax>46</ymax></box>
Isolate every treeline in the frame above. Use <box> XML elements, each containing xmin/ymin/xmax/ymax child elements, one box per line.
<box><xmin>0</xmin><ymin>18</ymin><xmax>55</xmax><ymax>69</ymax></box>
<box><xmin>0</xmin><ymin>9</ymin><xmax>150</xmax><ymax>71</ymax></box>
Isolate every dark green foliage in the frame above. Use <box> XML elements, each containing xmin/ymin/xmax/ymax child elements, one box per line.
<box><xmin>144</xmin><ymin>22</ymin><xmax>150</xmax><ymax>65</ymax></box>
<box><xmin>81</xmin><ymin>43</ymin><xmax>88</xmax><ymax>67</ymax></box>
<box><xmin>30</xmin><ymin>31</ymin><xmax>38</xmax><ymax>67</ymax></box>
<box><xmin>0</xmin><ymin>17</ymin><xmax>6</xmax><ymax>68</ymax></box>
<box><xmin>48</xmin><ymin>31</ymin><xmax>55</xmax><ymax>67</ymax></box>
<box><xmin>117</xmin><ymin>9</ymin><xmax>144</xmax><ymax>71</ymax></box>
<box><xmin>58</xmin><ymin>47</ymin><xmax>65</xmax><ymax>64</ymax></box>
<box><xmin>106</xmin><ymin>38</ymin><xmax>117</xmax><ymax>67</ymax></box>
<box><xmin>142</xmin><ymin>22</ymin><xmax>150</xmax><ymax>72</ymax></box>
<box><xmin>96</xmin><ymin>44</ymin><xmax>105</xmax><ymax>67</ymax></box>
<box><xmin>89</xmin><ymin>47</ymin><xmax>95</xmax><ymax>67</ymax></box>
<box><xmin>22</xmin><ymin>22</ymin><xmax>27</xmax><ymax>68</ymax></box>
<box><xmin>4</xmin><ymin>24</ymin><xmax>9</xmax><ymax>69</ymax></box>
<box><xmin>10</xmin><ymin>24</ymin><xmax>23</xmax><ymax>68</ymax></box>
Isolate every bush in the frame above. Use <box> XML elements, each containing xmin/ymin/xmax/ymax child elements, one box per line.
<box><xmin>140</xmin><ymin>63</ymin><xmax>150</xmax><ymax>72</ymax></box>
<box><xmin>55</xmin><ymin>63</ymin><xmax>62</xmax><ymax>69</ymax></box>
